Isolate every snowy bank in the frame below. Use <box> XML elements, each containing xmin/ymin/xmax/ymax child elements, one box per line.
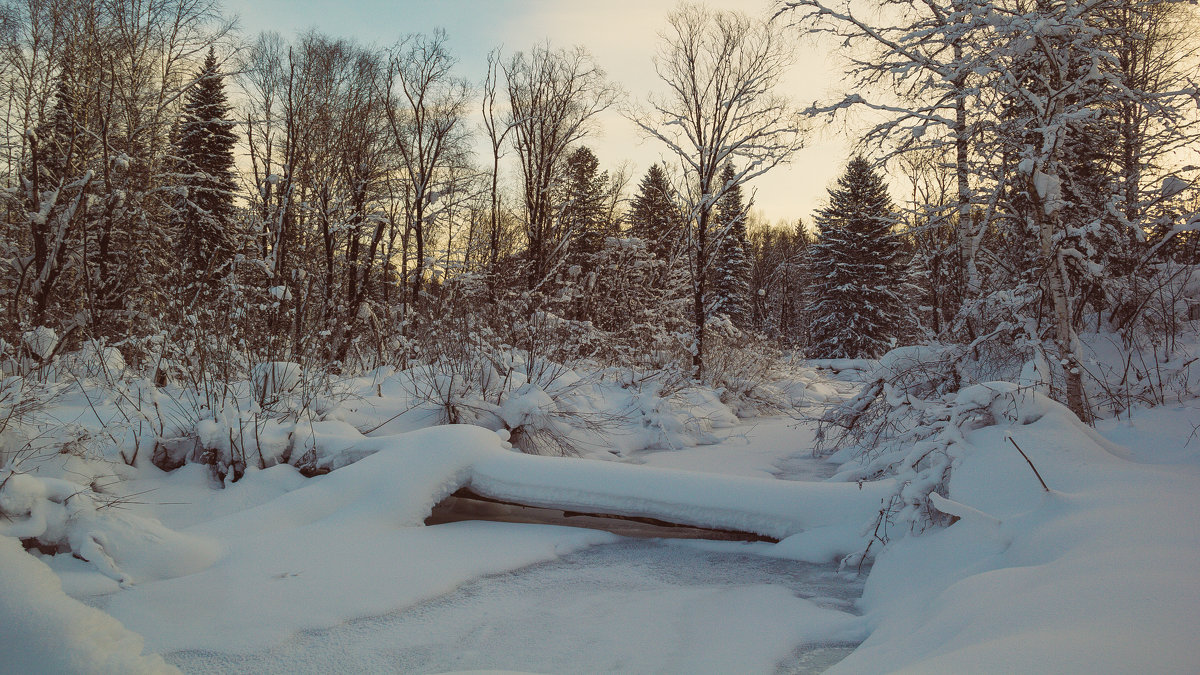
<box><xmin>830</xmin><ymin>392</ymin><xmax>1200</xmax><ymax>673</ymax></box>
<box><xmin>0</xmin><ymin>536</ymin><xmax>177</xmax><ymax>674</ymax></box>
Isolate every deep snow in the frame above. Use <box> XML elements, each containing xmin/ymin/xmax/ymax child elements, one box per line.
<box><xmin>4</xmin><ymin>365</ymin><xmax>1200</xmax><ymax>674</ymax></box>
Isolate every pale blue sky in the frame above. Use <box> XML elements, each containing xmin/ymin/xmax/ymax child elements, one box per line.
<box><xmin>226</xmin><ymin>0</ymin><xmax>849</xmax><ymax>225</ymax></box>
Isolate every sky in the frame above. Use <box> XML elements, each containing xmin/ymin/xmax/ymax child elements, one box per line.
<box><xmin>227</xmin><ymin>0</ymin><xmax>853</xmax><ymax>227</ymax></box>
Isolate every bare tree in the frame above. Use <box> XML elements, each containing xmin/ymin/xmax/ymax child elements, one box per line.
<box><xmin>630</xmin><ymin>4</ymin><xmax>802</xmax><ymax>376</ymax></box>
<box><xmin>481</xmin><ymin>47</ymin><xmax>516</xmax><ymax>278</ymax></box>
<box><xmin>2</xmin><ymin>0</ymin><xmax>231</xmax><ymax>344</ymax></box>
<box><xmin>503</xmin><ymin>42</ymin><xmax>616</xmax><ymax>284</ymax></box>
<box><xmin>383</xmin><ymin>29</ymin><xmax>471</xmax><ymax>305</ymax></box>
<box><xmin>777</xmin><ymin>0</ymin><xmax>985</xmax><ymax>294</ymax></box>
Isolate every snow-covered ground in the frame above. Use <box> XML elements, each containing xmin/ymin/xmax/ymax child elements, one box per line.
<box><xmin>832</xmin><ymin>394</ymin><xmax>1200</xmax><ymax>674</ymax></box>
<box><xmin>165</xmin><ymin>538</ymin><xmax>866</xmax><ymax>674</ymax></box>
<box><xmin>3</xmin><ymin>364</ymin><xmax>1200</xmax><ymax>674</ymax></box>
<box><xmin>75</xmin><ymin>417</ymin><xmax>883</xmax><ymax>672</ymax></box>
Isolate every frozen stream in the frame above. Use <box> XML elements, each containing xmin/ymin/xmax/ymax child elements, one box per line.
<box><xmin>166</xmin><ymin>418</ymin><xmax>868</xmax><ymax>674</ymax></box>
<box><xmin>166</xmin><ymin>538</ymin><xmax>864</xmax><ymax>674</ymax></box>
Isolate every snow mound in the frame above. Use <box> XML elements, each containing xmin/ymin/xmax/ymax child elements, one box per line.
<box><xmin>0</xmin><ymin>469</ymin><xmax>219</xmax><ymax>586</ymax></box>
<box><xmin>830</xmin><ymin>388</ymin><xmax>1200</xmax><ymax>673</ymax></box>
<box><xmin>0</xmin><ymin>536</ymin><xmax>177</xmax><ymax>674</ymax></box>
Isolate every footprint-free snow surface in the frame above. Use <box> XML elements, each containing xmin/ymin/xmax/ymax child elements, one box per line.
<box><xmin>166</xmin><ymin>537</ymin><xmax>867</xmax><ymax>674</ymax></box>
<box><xmin>76</xmin><ymin>416</ymin><xmax>877</xmax><ymax>674</ymax></box>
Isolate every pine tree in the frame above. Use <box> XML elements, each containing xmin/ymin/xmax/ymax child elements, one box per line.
<box><xmin>628</xmin><ymin>163</ymin><xmax>679</xmax><ymax>260</ymax></box>
<box><xmin>172</xmin><ymin>47</ymin><xmax>238</xmax><ymax>280</ymax></box>
<box><xmin>806</xmin><ymin>156</ymin><xmax>912</xmax><ymax>359</ymax></box>
<box><xmin>709</xmin><ymin>162</ymin><xmax>751</xmax><ymax>327</ymax></box>
<box><xmin>557</xmin><ymin>146</ymin><xmax>610</xmax><ymax>268</ymax></box>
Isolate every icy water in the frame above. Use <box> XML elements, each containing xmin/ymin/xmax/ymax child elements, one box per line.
<box><xmin>167</xmin><ymin>538</ymin><xmax>865</xmax><ymax>674</ymax></box>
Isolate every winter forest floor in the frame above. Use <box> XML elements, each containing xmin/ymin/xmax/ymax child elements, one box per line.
<box><xmin>3</xmin><ymin>366</ymin><xmax>1200</xmax><ymax>674</ymax></box>
<box><xmin>160</xmin><ymin>417</ymin><xmax>867</xmax><ymax>675</ymax></box>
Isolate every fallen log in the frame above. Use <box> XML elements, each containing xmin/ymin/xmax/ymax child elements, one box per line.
<box><xmin>426</xmin><ymin>487</ymin><xmax>779</xmax><ymax>543</ymax></box>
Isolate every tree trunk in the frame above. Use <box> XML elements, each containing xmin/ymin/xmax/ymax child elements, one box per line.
<box><xmin>1031</xmin><ymin>174</ymin><xmax>1090</xmax><ymax>424</ymax></box>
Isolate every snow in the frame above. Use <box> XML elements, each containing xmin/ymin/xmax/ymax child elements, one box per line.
<box><xmin>165</xmin><ymin>539</ymin><xmax>867</xmax><ymax>674</ymax></box>
<box><xmin>5</xmin><ymin>357</ymin><xmax>1200</xmax><ymax>673</ymax></box>
<box><xmin>0</xmin><ymin>536</ymin><xmax>176</xmax><ymax>674</ymax></box>
<box><xmin>828</xmin><ymin>393</ymin><xmax>1200</xmax><ymax>673</ymax></box>
<box><xmin>0</xmin><ymin>467</ymin><xmax>221</xmax><ymax>588</ymax></box>
<box><xmin>22</xmin><ymin>326</ymin><xmax>58</xmax><ymax>360</ymax></box>
<box><xmin>86</xmin><ymin>422</ymin><xmax>886</xmax><ymax>656</ymax></box>
<box><xmin>249</xmin><ymin>361</ymin><xmax>303</xmax><ymax>400</ymax></box>
<box><xmin>497</xmin><ymin>383</ymin><xmax>557</xmax><ymax>429</ymax></box>
<box><xmin>808</xmin><ymin>358</ymin><xmax>876</xmax><ymax>374</ymax></box>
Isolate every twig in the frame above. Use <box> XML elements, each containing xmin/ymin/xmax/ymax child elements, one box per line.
<box><xmin>1007</xmin><ymin>436</ymin><xmax>1050</xmax><ymax>492</ymax></box>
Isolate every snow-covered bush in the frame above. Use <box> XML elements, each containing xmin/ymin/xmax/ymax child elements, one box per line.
<box><xmin>60</xmin><ymin>340</ymin><xmax>129</xmax><ymax>381</ymax></box>
<box><xmin>0</xmin><ymin>468</ymin><xmax>218</xmax><ymax>585</ymax></box>
<box><xmin>701</xmin><ymin>331</ymin><xmax>791</xmax><ymax>417</ymax></box>
<box><xmin>250</xmin><ymin>361</ymin><xmax>304</xmax><ymax>406</ymax></box>
<box><xmin>817</xmin><ymin>344</ymin><xmax>1066</xmax><ymax>569</ymax></box>
<box><xmin>22</xmin><ymin>327</ymin><xmax>58</xmax><ymax>362</ymax></box>
<box><xmin>149</xmin><ymin>364</ymin><xmax>358</xmax><ymax>481</ymax></box>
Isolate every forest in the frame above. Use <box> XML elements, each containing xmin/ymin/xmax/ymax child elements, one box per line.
<box><xmin>1</xmin><ymin>0</ymin><xmax>1199</xmax><ymax>672</ymax></box>
<box><xmin>1</xmin><ymin>0</ymin><xmax>1196</xmax><ymax>424</ymax></box>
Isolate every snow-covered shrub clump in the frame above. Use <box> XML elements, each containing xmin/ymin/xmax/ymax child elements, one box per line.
<box><xmin>0</xmin><ymin>375</ymin><xmax>20</xmax><ymax>422</ymax></box>
<box><xmin>818</xmin><ymin>343</ymin><xmax>1089</xmax><ymax>568</ymax></box>
<box><xmin>130</xmin><ymin>360</ymin><xmax>372</xmax><ymax>480</ymax></box>
<box><xmin>60</xmin><ymin>340</ymin><xmax>128</xmax><ymax>380</ymax></box>
<box><xmin>250</xmin><ymin>361</ymin><xmax>304</xmax><ymax>404</ymax></box>
<box><xmin>702</xmin><ymin>333</ymin><xmax>793</xmax><ymax>417</ymax></box>
<box><xmin>0</xmin><ymin>468</ymin><xmax>218</xmax><ymax>586</ymax></box>
<box><xmin>23</xmin><ymin>326</ymin><xmax>58</xmax><ymax>361</ymax></box>
<box><xmin>500</xmin><ymin>383</ymin><xmax>572</xmax><ymax>454</ymax></box>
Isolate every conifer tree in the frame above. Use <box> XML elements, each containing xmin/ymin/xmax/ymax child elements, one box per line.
<box><xmin>557</xmin><ymin>146</ymin><xmax>609</xmax><ymax>268</ymax></box>
<box><xmin>709</xmin><ymin>162</ymin><xmax>751</xmax><ymax>327</ymax></box>
<box><xmin>172</xmin><ymin>47</ymin><xmax>238</xmax><ymax>281</ymax></box>
<box><xmin>628</xmin><ymin>163</ymin><xmax>679</xmax><ymax>260</ymax></box>
<box><xmin>23</xmin><ymin>69</ymin><xmax>94</xmax><ymax>327</ymax></box>
<box><xmin>806</xmin><ymin>156</ymin><xmax>912</xmax><ymax>359</ymax></box>
<box><xmin>35</xmin><ymin>74</ymin><xmax>89</xmax><ymax>188</ymax></box>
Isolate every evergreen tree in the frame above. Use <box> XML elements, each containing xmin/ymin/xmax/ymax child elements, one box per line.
<box><xmin>806</xmin><ymin>156</ymin><xmax>912</xmax><ymax>359</ymax></box>
<box><xmin>709</xmin><ymin>162</ymin><xmax>751</xmax><ymax>327</ymax></box>
<box><xmin>557</xmin><ymin>146</ymin><xmax>610</xmax><ymax>269</ymax></box>
<box><xmin>34</xmin><ymin>74</ymin><xmax>89</xmax><ymax>188</ymax></box>
<box><xmin>23</xmin><ymin>69</ymin><xmax>93</xmax><ymax>328</ymax></box>
<box><xmin>627</xmin><ymin>163</ymin><xmax>679</xmax><ymax>260</ymax></box>
<box><xmin>172</xmin><ymin>47</ymin><xmax>238</xmax><ymax>280</ymax></box>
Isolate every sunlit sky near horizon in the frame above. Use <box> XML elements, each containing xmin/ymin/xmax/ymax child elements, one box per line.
<box><xmin>227</xmin><ymin>0</ymin><xmax>855</xmax><ymax>226</ymax></box>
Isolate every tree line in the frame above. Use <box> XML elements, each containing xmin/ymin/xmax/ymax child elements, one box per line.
<box><xmin>1</xmin><ymin>0</ymin><xmax>1197</xmax><ymax>426</ymax></box>
<box><xmin>0</xmin><ymin>1</ymin><xmax>808</xmax><ymax>390</ymax></box>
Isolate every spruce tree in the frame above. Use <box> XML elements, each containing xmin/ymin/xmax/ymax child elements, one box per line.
<box><xmin>709</xmin><ymin>162</ymin><xmax>751</xmax><ymax>327</ymax></box>
<box><xmin>172</xmin><ymin>47</ymin><xmax>238</xmax><ymax>280</ymax></box>
<box><xmin>23</xmin><ymin>69</ymin><xmax>93</xmax><ymax>328</ymax></box>
<box><xmin>35</xmin><ymin>75</ymin><xmax>88</xmax><ymax>188</ymax></box>
<box><xmin>806</xmin><ymin>156</ymin><xmax>912</xmax><ymax>359</ymax></box>
<box><xmin>557</xmin><ymin>146</ymin><xmax>609</xmax><ymax>268</ymax></box>
<box><xmin>628</xmin><ymin>163</ymin><xmax>679</xmax><ymax>260</ymax></box>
